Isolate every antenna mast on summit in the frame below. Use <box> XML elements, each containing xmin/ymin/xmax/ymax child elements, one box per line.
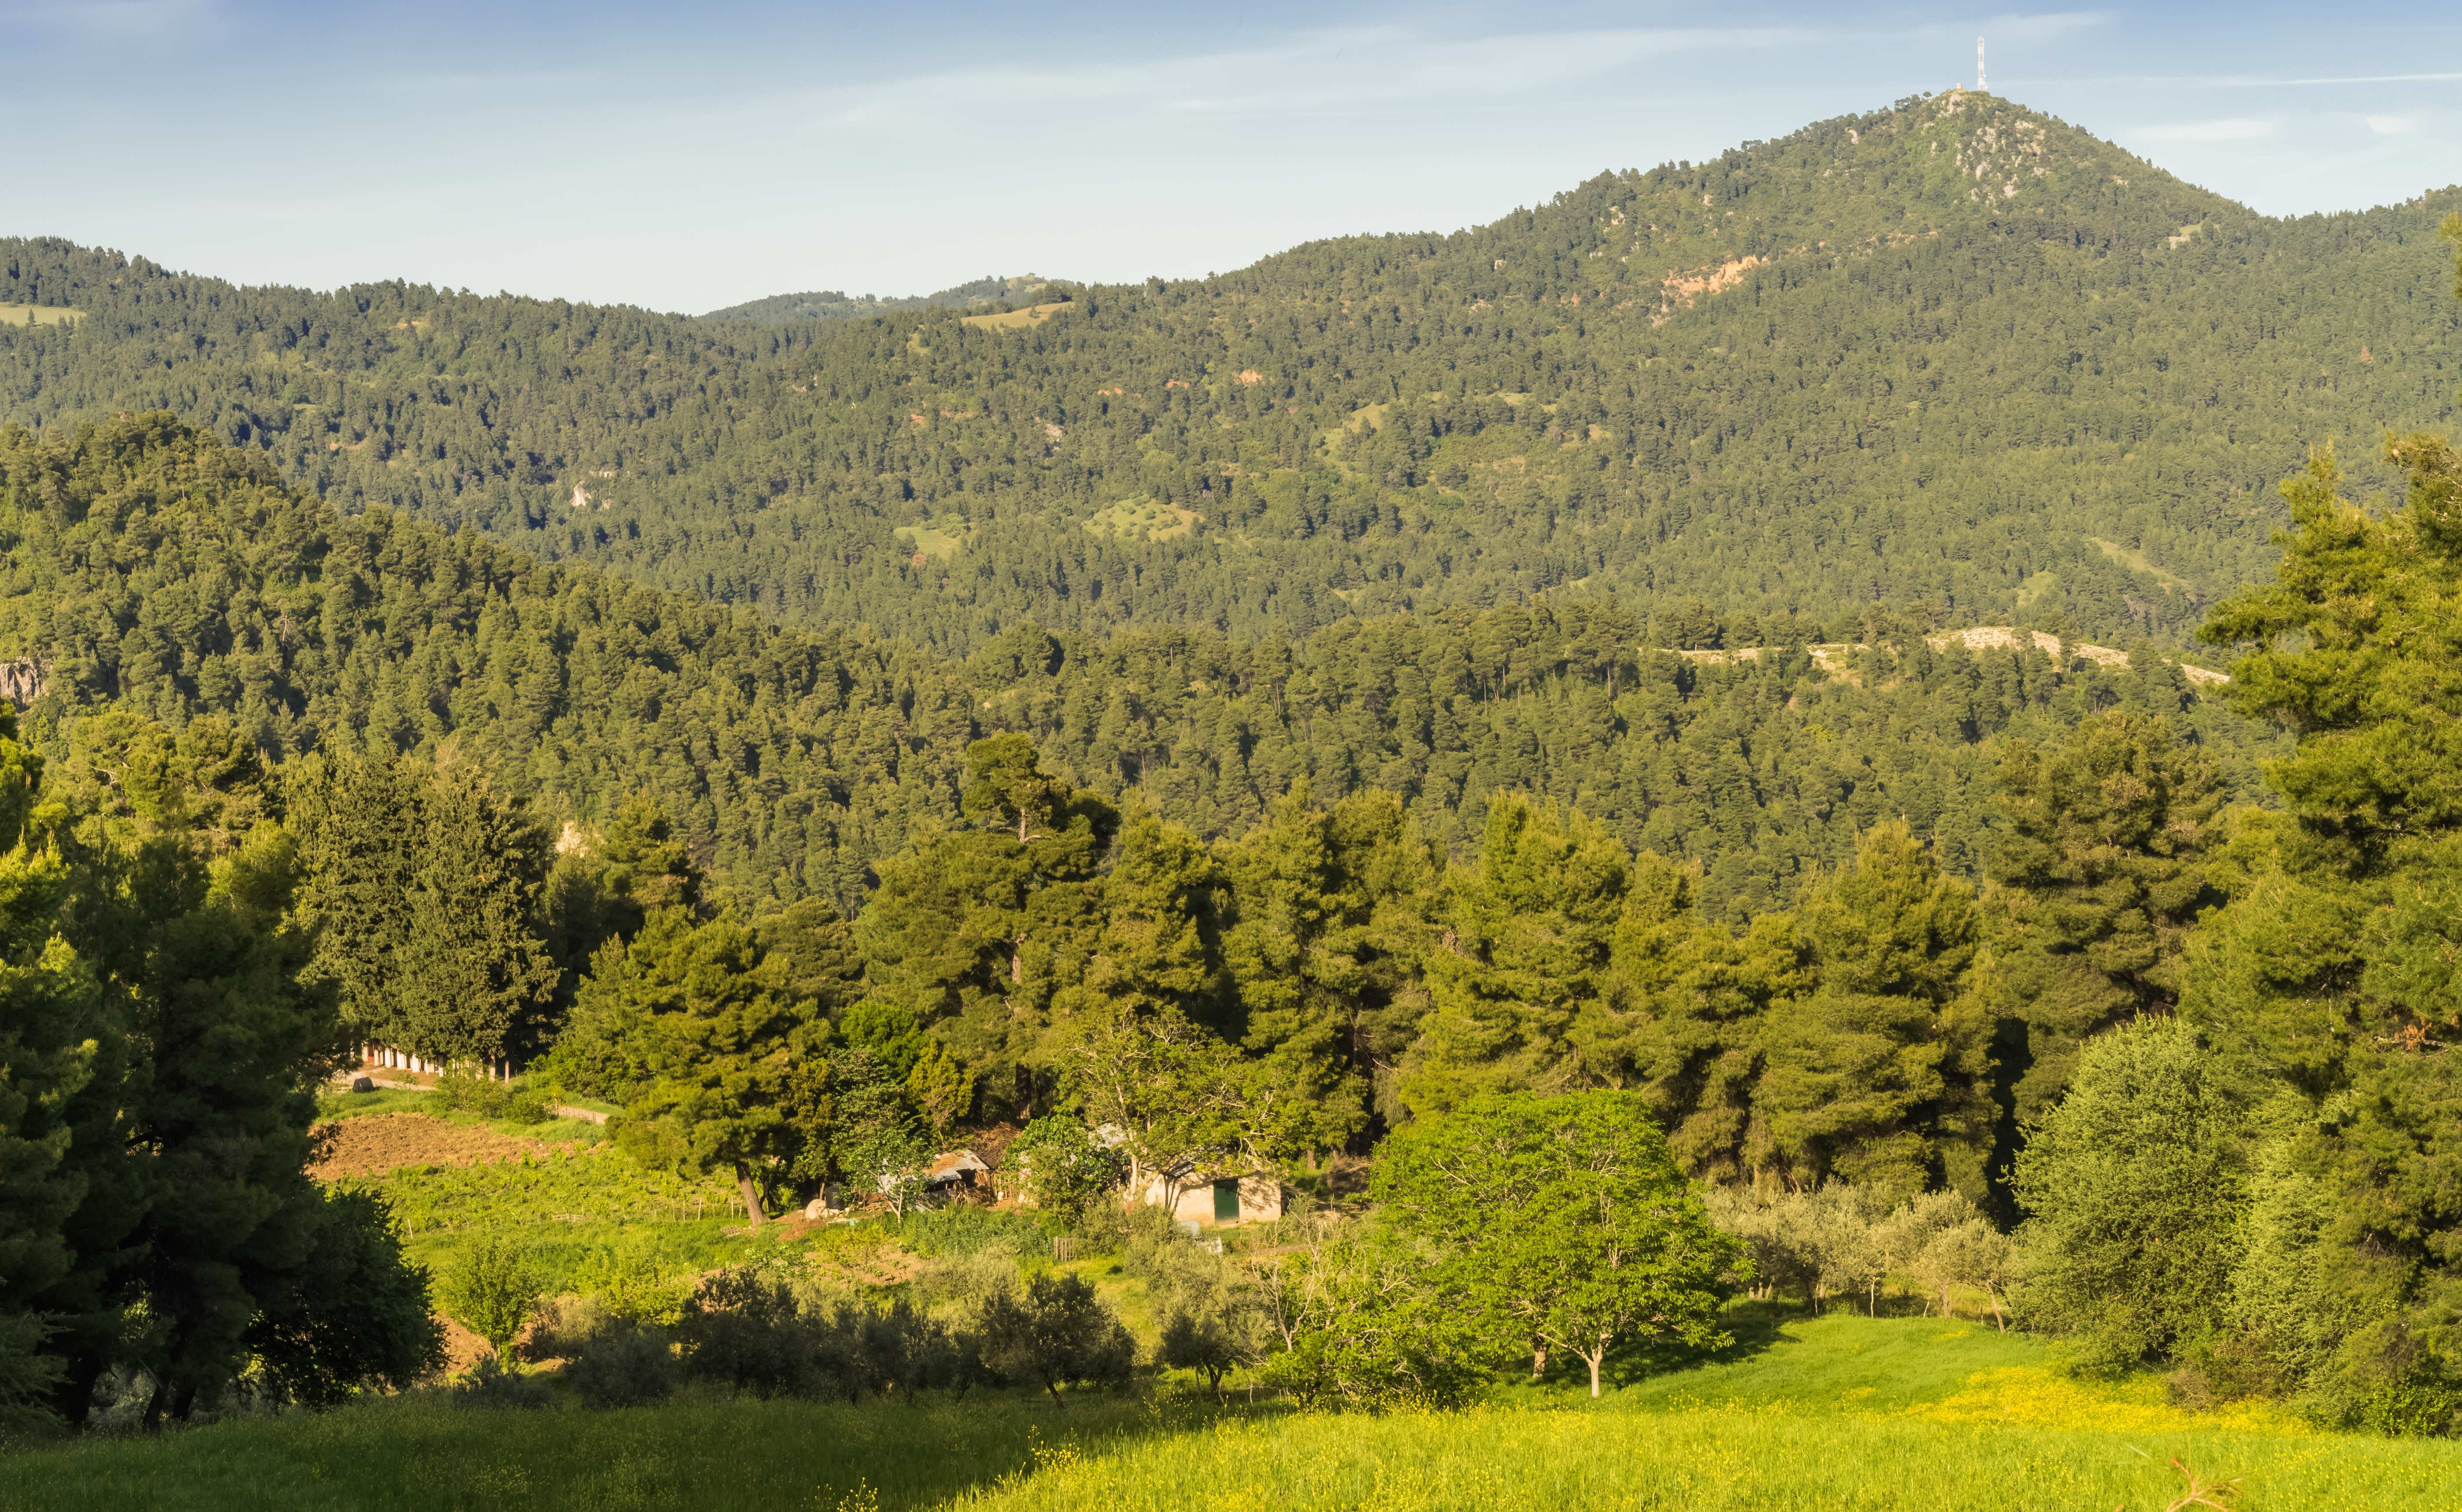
<box><xmin>1978</xmin><ymin>37</ymin><xmax>1986</xmax><ymax>92</ymax></box>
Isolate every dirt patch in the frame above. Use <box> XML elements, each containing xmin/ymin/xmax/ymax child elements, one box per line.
<box><xmin>310</xmin><ymin>1113</ymin><xmax>560</xmax><ymax>1180</ymax></box>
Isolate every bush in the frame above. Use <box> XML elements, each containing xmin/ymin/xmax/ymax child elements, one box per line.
<box><xmin>2364</xmin><ymin>1374</ymin><xmax>2462</xmax><ymax>1438</ymax></box>
<box><xmin>976</xmin><ymin>1270</ymin><xmax>1136</xmax><ymax>1407</ymax></box>
<box><xmin>503</xmin><ymin>1085</ymin><xmax>554</xmax><ymax>1125</ymax></box>
<box><xmin>562</xmin><ymin>1322</ymin><xmax>680</xmax><ymax>1409</ymax></box>
<box><xmin>678</xmin><ymin>1269</ymin><xmax>822</xmax><ymax>1399</ymax></box>
<box><xmin>436</xmin><ymin>1236</ymin><xmax>542</xmax><ymax>1356</ymax></box>
<box><xmin>436</xmin><ymin>1066</ymin><xmax>509</xmax><ymax>1119</ymax></box>
<box><xmin>453</xmin><ymin>1352</ymin><xmax>551</xmax><ymax>1409</ymax></box>
<box><xmin>900</xmin><ymin>1205</ymin><xmax>1044</xmax><ymax>1260</ymax></box>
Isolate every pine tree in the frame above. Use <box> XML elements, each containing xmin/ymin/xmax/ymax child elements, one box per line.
<box><xmin>1755</xmin><ymin>820</ymin><xmax>1989</xmax><ymax>1201</ymax></box>
<box><xmin>2183</xmin><ymin>424</ymin><xmax>2462</xmax><ymax>1417</ymax></box>
<box><xmin>0</xmin><ymin>704</ymin><xmax>103</xmax><ymax>1427</ymax></box>
<box><xmin>1219</xmin><ymin>783</ymin><xmax>1436</xmax><ymax>1151</ymax></box>
<box><xmin>612</xmin><ymin>910</ymin><xmax>823</xmax><ymax>1227</ymax></box>
<box><xmin>1987</xmin><ymin>710</ymin><xmax>2224</xmax><ymax>1119</ymax></box>
<box><xmin>287</xmin><ymin>755</ymin><xmax>420</xmax><ymax>1051</ymax></box>
<box><xmin>398</xmin><ymin>762</ymin><xmax>558</xmax><ymax>1068</ymax></box>
<box><xmin>1399</xmin><ymin>794</ymin><xmax>1631</xmax><ymax>1113</ymax></box>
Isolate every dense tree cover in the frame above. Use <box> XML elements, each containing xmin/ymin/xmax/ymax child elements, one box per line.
<box><xmin>3</xmin><ymin>95</ymin><xmax>2452</xmax><ymax>656</ymax></box>
<box><xmin>697</xmin><ymin>274</ymin><xmax>1063</xmax><ymax>325</ymax></box>
<box><xmin>0</xmin><ymin>694</ymin><xmax>439</xmax><ymax>1430</ymax></box>
<box><xmin>0</xmin><ymin>414</ymin><xmax>2278</xmax><ymax>928</ymax></box>
<box><xmin>2103</xmin><ymin>406</ymin><xmax>2462</xmax><ymax>1423</ymax></box>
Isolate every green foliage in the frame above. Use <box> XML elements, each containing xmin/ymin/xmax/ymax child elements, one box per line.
<box><xmin>1989</xmin><ymin>710</ymin><xmax>2227</xmax><ymax>1120</ymax></box>
<box><xmin>2175</xmin><ymin>432</ymin><xmax>2462</xmax><ymax>1418</ymax></box>
<box><xmin>976</xmin><ymin>1269</ymin><xmax>1136</xmax><ymax>1407</ymax></box>
<box><xmin>243</xmin><ymin>1187</ymin><xmax>445</xmax><ymax>1407</ymax></box>
<box><xmin>605</xmin><ymin>908</ymin><xmax>823</xmax><ymax>1223</ymax></box>
<box><xmin>1374</xmin><ymin>1090</ymin><xmax>1743</xmax><ymax>1395</ymax></box>
<box><xmin>1758</xmin><ymin>820</ymin><xmax>1990</xmax><ymax>1200</ymax></box>
<box><xmin>436</xmin><ymin>1234</ymin><xmax>542</xmax><ymax>1357</ymax></box>
<box><xmin>1002</xmin><ymin>1115</ymin><xmax>1117</xmax><ymax>1230</ymax></box>
<box><xmin>2010</xmin><ymin>1019</ymin><xmax>2242</xmax><ymax>1367</ymax></box>
<box><xmin>1254</xmin><ymin>1234</ymin><xmax>1484</xmax><ymax>1410</ymax></box>
<box><xmin>0</xmin><ymin>414</ymin><xmax>2278</xmax><ymax>936</ymax></box>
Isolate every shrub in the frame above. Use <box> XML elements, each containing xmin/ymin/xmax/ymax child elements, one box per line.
<box><xmin>436</xmin><ymin>1066</ymin><xmax>509</xmax><ymax>1119</ymax></box>
<box><xmin>900</xmin><ymin>1205</ymin><xmax>1043</xmax><ymax>1260</ymax></box>
<box><xmin>453</xmin><ymin>1352</ymin><xmax>551</xmax><ymax>1409</ymax></box>
<box><xmin>564</xmin><ymin>1324</ymin><xmax>680</xmax><ymax>1409</ymax></box>
<box><xmin>436</xmin><ymin>1236</ymin><xmax>542</xmax><ymax>1356</ymax></box>
<box><xmin>503</xmin><ymin>1085</ymin><xmax>554</xmax><ymax>1125</ymax></box>
<box><xmin>678</xmin><ymin>1268</ymin><xmax>825</xmax><ymax>1399</ymax></box>
<box><xmin>2364</xmin><ymin>1373</ymin><xmax>2462</xmax><ymax>1439</ymax></box>
<box><xmin>976</xmin><ymin>1270</ymin><xmax>1135</xmax><ymax>1408</ymax></box>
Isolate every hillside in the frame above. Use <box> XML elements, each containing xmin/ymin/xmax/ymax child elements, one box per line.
<box><xmin>697</xmin><ymin>273</ymin><xmax>1063</xmax><ymax>324</ymax></box>
<box><xmin>1</xmin><ymin>92</ymin><xmax>2455</xmax><ymax>656</ymax></box>
<box><xmin>0</xmin><ymin>414</ymin><xmax>2274</xmax><ymax>920</ymax></box>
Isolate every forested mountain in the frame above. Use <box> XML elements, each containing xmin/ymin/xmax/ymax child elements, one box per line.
<box><xmin>697</xmin><ymin>274</ymin><xmax>1063</xmax><ymax>325</ymax></box>
<box><xmin>0</xmin><ymin>414</ymin><xmax>2275</xmax><ymax>922</ymax></box>
<box><xmin>3</xmin><ymin>91</ymin><xmax>2453</xmax><ymax>655</ymax></box>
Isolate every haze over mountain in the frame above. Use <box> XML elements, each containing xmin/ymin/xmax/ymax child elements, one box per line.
<box><xmin>3</xmin><ymin>90</ymin><xmax>2455</xmax><ymax>659</ymax></box>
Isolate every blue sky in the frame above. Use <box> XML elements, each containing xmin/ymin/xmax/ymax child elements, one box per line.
<box><xmin>8</xmin><ymin>1</ymin><xmax>2458</xmax><ymax>313</ymax></box>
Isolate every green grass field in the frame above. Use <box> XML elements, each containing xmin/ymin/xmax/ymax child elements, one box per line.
<box><xmin>11</xmin><ymin>1309</ymin><xmax>2453</xmax><ymax>1511</ymax></box>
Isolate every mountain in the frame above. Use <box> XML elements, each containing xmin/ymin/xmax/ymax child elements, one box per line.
<box><xmin>698</xmin><ymin>274</ymin><xmax>1065</xmax><ymax>324</ymax></box>
<box><xmin>1</xmin><ymin>91</ymin><xmax>2454</xmax><ymax>657</ymax></box>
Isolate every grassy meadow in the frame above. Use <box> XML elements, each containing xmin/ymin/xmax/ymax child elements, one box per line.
<box><xmin>11</xmin><ymin>1312</ymin><xmax>2458</xmax><ymax>1511</ymax></box>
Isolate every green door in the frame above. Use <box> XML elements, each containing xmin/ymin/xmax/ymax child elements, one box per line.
<box><xmin>1212</xmin><ymin>1179</ymin><xmax>1240</xmax><ymax>1223</ymax></box>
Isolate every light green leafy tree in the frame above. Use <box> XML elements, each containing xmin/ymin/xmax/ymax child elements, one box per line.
<box><xmin>1374</xmin><ymin>1089</ymin><xmax>1745</xmax><ymax>1396</ymax></box>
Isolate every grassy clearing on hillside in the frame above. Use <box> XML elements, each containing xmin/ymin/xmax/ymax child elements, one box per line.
<box><xmin>1081</xmin><ymin>501</ymin><xmax>1199</xmax><ymax>542</ymax></box>
<box><xmin>0</xmin><ymin>303</ymin><xmax>81</xmax><ymax>325</ymax></box>
<box><xmin>959</xmin><ymin>302</ymin><xmax>1073</xmax><ymax>330</ymax></box>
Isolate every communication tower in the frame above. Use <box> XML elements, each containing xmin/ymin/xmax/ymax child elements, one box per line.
<box><xmin>1978</xmin><ymin>37</ymin><xmax>1986</xmax><ymax>92</ymax></box>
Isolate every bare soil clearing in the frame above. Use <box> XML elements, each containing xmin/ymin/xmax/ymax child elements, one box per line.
<box><xmin>309</xmin><ymin>1113</ymin><xmax>566</xmax><ymax>1179</ymax></box>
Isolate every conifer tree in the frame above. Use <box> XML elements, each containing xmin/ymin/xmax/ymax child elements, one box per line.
<box><xmin>1987</xmin><ymin>710</ymin><xmax>2224</xmax><ymax>1119</ymax></box>
<box><xmin>398</xmin><ymin>762</ymin><xmax>558</xmax><ymax>1069</ymax></box>
<box><xmin>1399</xmin><ymin>794</ymin><xmax>1630</xmax><ymax>1113</ymax></box>
<box><xmin>1755</xmin><ymin>820</ymin><xmax>1990</xmax><ymax>1200</ymax></box>
<box><xmin>287</xmin><ymin>754</ymin><xmax>419</xmax><ymax>1051</ymax></box>
<box><xmin>857</xmin><ymin>736</ymin><xmax>1116</xmax><ymax>1110</ymax></box>
<box><xmin>1219</xmin><ymin>784</ymin><xmax>1438</xmax><ymax>1150</ymax></box>
<box><xmin>0</xmin><ymin>704</ymin><xmax>103</xmax><ymax>1426</ymax></box>
<box><xmin>2183</xmin><ymin>418</ymin><xmax>2462</xmax><ymax>1415</ymax></box>
<box><xmin>612</xmin><ymin>910</ymin><xmax>823</xmax><ymax>1226</ymax></box>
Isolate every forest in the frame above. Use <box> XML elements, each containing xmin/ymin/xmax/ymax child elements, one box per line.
<box><xmin>1</xmin><ymin>91</ymin><xmax>2454</xmax><ymax>657</ymax></box>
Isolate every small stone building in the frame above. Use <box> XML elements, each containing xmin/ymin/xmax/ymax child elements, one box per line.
<box><xmin>1130</xmin><ymin>1171</ymin><xmax>1285</xmax><ymax>1225</ymax></box>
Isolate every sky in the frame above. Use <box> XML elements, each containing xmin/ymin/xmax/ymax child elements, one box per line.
<box><xmin>7</xmin><ymin>1</ymin><xmax>2459</xmax><ymax>314</ymax></box>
